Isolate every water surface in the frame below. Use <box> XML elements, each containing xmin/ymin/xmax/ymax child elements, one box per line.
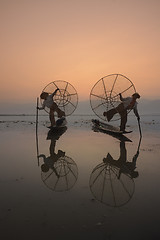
<box><xmin>0</xmin><ymin>115</ymin><xmax>160</xmax><ymax>239</ymax></box>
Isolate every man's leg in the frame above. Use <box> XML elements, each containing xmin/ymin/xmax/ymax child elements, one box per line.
<box><xmin>103</xmin><ymin>108</ymin><xmax>117</xmax><ymax>121</ymax></box>
<box><xmin>114</xmin><ymin>103</ymin><xmax>127</xmax><ymax>131</ymax></box>
<box><xmin>51</xmin><ymin>102</ymin><xmax>65</xmax><ymax>118</ymax></box>
<box><xmin>103</xmin><ymin>103</ymin><xmax>123</xmax><ymax>122</ymax></box>
<box><xmin>120</xmin><ymin>110</ymin><xmax>127</xmax><ymax>131</ymax></box>
<box><xmin>49</xmin><ymin>109</ymin><xmax>56</xmax><ymax>126</ymax></box>
<box><xmin>57</xmin><ymin>108</ymin><xmax>65</xmax><ymax>118</ymax></box>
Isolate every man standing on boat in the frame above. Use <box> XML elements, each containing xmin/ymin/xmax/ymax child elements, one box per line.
<box><xmin>103</xmin><ymin>93</ymin><xmax>140</xmax><ymax>133</ymax></box>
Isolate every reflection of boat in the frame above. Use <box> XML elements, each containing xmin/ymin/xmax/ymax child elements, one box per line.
<box><xmin>47</xmin><ymin>126</ymin><xmax>68</xmax><ymax>140</ymax></box>
<box><xmin>41</xmin><ymin>156</ymin><xmax>78</xmax><ymax>191</ymax></box>
<box><xmin>89</xmin><ymin>137</ymin><xmax>142</xmax><ymax>207</ymax></box>
<box><xmin>92</xmin><ymin>119</ymin><xmax>132</xmax><ymax>142</ymax></box>
<box><xmin>37</xmin><ymin>127</ymin><xmax>78</xmax><ymax>192</ymax></box>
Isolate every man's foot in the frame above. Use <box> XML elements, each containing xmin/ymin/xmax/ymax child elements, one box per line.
<box><xmin>121</xmin><ymin>129</ymin><xmax>133</xmax><ymax>134</ymax></box>
<box><xmin>120</xmin><ymin>128</ymin><xmax>125</xmax><ymax>132</ymax></box>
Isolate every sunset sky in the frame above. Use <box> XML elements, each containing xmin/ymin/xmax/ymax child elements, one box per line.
<box><xmin>1</xmin><ymin>0</ymin><xmax>160</xmax><ymax>105</ymax></box>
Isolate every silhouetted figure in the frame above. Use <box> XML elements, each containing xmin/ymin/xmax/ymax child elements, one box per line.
<box><xmin>38</xmin><ymin>88</ymin><xmax>65</xmax><ymax>127</ymax></box>
<box><xmin>103</xmin><ymin>93</ymin><xmax>140</xmax><ymax>132</ymax></box>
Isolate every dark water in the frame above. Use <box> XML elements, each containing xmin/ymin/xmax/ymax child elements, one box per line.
<box><xmin>0</xmin><ymin>115</ymin><xmax>160</xmax><ymax>239</ymax></box>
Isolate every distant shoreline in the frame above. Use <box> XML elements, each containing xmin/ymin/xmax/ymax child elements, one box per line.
<box><xmin>0</xmin><ymin>113</ymin><xmax>160</xmax><ymax>116</ymax></box>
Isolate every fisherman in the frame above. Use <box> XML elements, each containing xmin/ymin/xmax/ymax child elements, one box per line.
<box><xmin>37</xmin><ymin>88</ymin><xmax>65</xmax><ymax>127</ymax></box>
<box><xmin>103</xmin><ymin>93</ymin><xmax>140</xmax><ymax>132</ymax></box>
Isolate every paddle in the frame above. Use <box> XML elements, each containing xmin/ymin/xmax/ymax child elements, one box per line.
<box><xmin>36</xmin><ymin>97</ymin><xmax>39</xmax><ymax>166</ymax></box>
<box><xmin>138</xmin><ymin>118</ymin><xmax>142</xmax><ymax>138</ymax></box>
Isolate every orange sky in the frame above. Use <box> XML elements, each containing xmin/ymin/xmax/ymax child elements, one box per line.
<box><xmin>1</xmin><ymin>0</ymin><xmax>160</xmax><ymax>103</ymax></box>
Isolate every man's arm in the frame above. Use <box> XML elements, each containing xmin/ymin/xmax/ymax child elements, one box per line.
<box><xmin>119</xmin><ymin>93</ymin><xmax>123</xmax><ymax>101</ymax></box>
<box><xmin>119</xmin><ymin>93</ymin><xmax>127</xmax><ymax>101</ymax></box>
<box><xmin>38</xmin><ymin>154</ymin><xmax>46</xmax><ymax>160</ymax></box>
<box><xmin>133</xmin><ymin>107</ymin><xmax>140</xmax><ymax>120</ymax></box>
<box><xmin>50</xmin><ymin>88</ymin><xmax>59</xmax><ymax>98</ymax></box>
<box><xmin>37</xmin><ymin>103</ymin><xmax>45</xmax><ymax>110</ymax></box>
<box><xmin>38</xmin><ymin>106</ymin><xmax>44</xmax><ymax>110</ymax></box>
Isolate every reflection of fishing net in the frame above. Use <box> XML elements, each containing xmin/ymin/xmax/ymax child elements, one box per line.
<box><xmin>41</xmin><ymin>156</ymin><xmax>78</xmax><ymax>192</ymax></box>
<box><xmin>41</xmin><ymin>80</ymin><xmax>78</xmax><ymax>116</ymax></box>
<box><xmin>90</xmin><ymin>74</ymin><xmax>136</xmax><ymax>121</ymax></box>
<box><xmin>89</xmin><ymin>162</ymin><xmax>135</xmax><ymax>207</ymax></box>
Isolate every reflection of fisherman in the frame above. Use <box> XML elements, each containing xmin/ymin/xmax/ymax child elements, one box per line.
<box><xmin>38</xmin><ymin>127</ymin><xmax>67</xmax><ymax>177</ymax></box>
<box><xmin>38</xmin><ymin>151</ymin><xmax>65</xmax><ymax>177</ymax></box>
<box><xmin>103</xmin><ymin>140</ymin><xmax>139</xmax><ymax>179</ymax></box>
<box><xmin>103</xmin><ymin>93</ymin><xmax>140</xmax><ymax>132</ymax></box>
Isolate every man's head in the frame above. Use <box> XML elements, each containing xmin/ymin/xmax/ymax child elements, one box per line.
<box><xmin>132</xmin><ymin>93</ymin><xmax>140</xmax><ymax>99</ymax></box>
<box><xmin>41</xmin><ymin>163</ymin><xmax>49</xmax><ymax>172</ymax></box>
<box><xmin>40</xmin><ymin>92</ymin><xmax>48</xmax><ymax>99</ymax></box>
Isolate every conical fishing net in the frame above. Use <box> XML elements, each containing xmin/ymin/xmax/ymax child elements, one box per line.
<box><xmin>41</xmin><ymin>156</ymin><xmax>78</xmax><ymax>192</ymax></box>
<box><xmin>89</xmin><ymin>162</ymin><xmax>135</xmax><ymax>207</ymax></box>
<box><xmin>41</xmin><ymin>80</ymin><xmax>78</xmax><ymax>116</ymax></box>
<box><xmin>90</xmin><ymin>74</ymin><xmax>136</xmax><ymax>121</ymax></box>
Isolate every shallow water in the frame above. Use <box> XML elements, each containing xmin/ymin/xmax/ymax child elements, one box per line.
<box><xmin>0</xmin><ymin>115</ymin><xmax>160</xmax><ymax>239</ymax></box>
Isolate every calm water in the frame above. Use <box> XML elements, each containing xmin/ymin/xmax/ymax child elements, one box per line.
<box><xmin>0</xmin><ymin>115</ymin><xmax>160</xmax><ymax>239</ymax></box>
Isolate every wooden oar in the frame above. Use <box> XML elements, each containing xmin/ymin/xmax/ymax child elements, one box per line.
<box><xmin>36</xmin><ymin>97</ymin><xmax>39</xmax><ymax>166</ymax></box>
<box><xmin>138</xmin><ymin>118</ymin><xmax>142</xmax><ymax>138</ymax></box>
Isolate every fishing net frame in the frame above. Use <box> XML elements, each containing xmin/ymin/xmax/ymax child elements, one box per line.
<box><xmin>40</xmin><ymin>80</ymin><xmax>78</xmax><ymax>116</ymax></box>
<box><xmin>41</xmin><ymin>155</ymin><xmax>78</xmax><ymax>192</ymax></box>
<box><xmin>90</xmin><ymin>74</ymin><xmax>136</xmax><ymax>121</ymax></box>
<box><xmin>89</xmin><ymin>162</ymin><xmax>135</xmax><ymax>207</ymax></box>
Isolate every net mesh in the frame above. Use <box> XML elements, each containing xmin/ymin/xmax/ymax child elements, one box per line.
<box><xmin>40</xmin><ymin>80</ymin><xmax>78</xmax><ymax>116</ymax></box>
<box><xmin>89</xmin><ymin>162</ymin><xmax>135</xmax><ymax>207</ymax></box>
<box><xmin>41</xmin><ymin>156</ymin><xmax>78</xmax><ymax>192</ymax></box>
<box><xmin>90</xmin><ymin>74</ymin><xmax>136</xmax><ymax>121</ymax></box>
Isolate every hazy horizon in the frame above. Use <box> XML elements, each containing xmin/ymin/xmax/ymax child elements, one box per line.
<box><xmin>0</xmin><ymin>98</ymin><xmax>160</xmax><ymax>115</ymax></box>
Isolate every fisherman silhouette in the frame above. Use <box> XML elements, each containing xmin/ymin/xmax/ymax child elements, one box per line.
<box><xmin>103</xmin><ymin>92</ymin><xmax>140</xmax><ymax>133</ymax></box>
<box><xmin>38</xmin><ymin>88</ymin><xmax>65</xmax><ymax>127</ymax></box>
